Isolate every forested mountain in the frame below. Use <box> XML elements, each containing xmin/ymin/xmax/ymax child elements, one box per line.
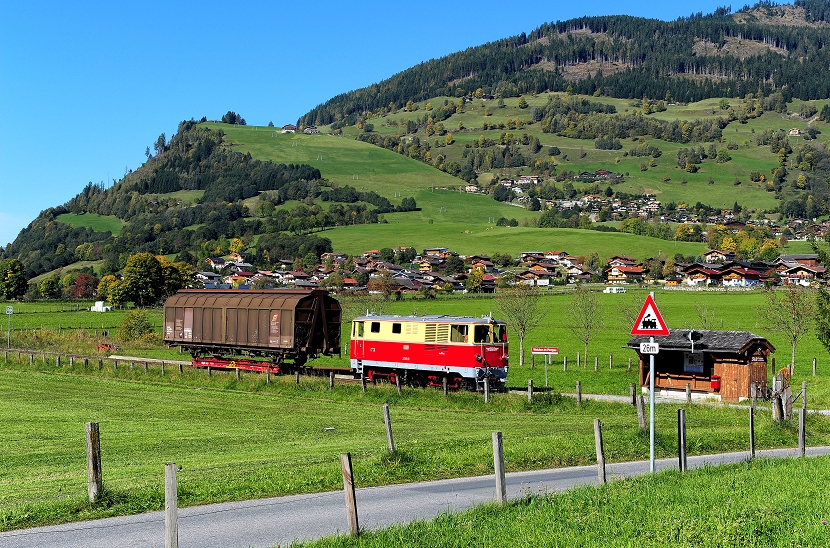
<box><xmin>3</xmin><ymin>121</ymin><xmax>327</xmax><ymax>278</ymax></box>
<box><xmin>298</xmin><ymin>0</ymin><xmax>830</xmax><ymax>128</ymax></box>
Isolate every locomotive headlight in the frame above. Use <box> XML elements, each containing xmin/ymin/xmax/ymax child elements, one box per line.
<box><xmin>475</xmin><ymin>354</ymin><xmax>483</xmax><ymax>362</ymax></box>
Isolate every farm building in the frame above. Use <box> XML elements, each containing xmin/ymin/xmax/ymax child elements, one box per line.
<box><xmin>627</xmin><ymin>330</ymin><xmax>774</xmax><ymax>403</ymax></box>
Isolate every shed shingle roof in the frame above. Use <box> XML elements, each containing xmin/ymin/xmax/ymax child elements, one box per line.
<box><xmin>627</xmin><ymin>329</ymin><xmax>774</xmax><ymax>354</ymax></box>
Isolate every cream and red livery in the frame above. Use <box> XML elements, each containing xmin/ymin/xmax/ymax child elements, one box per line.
<box><xmin>350</xmin><ymin>314</ymin><xmax>508</xmax><ymax>391</ymax></box>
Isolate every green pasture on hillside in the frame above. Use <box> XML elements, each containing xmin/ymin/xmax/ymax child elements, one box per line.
<box><xmin>55</xmin><ymin>213</ymin><xmax>124</xmax><ymax>235</ymax></box>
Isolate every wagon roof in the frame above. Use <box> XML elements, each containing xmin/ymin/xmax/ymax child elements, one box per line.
<box><xmin>354</xmin><ymin>314</ymin><xmax>505</xmax><ymax>325</ymax></box>
<box><xmin>164</xmin><ymin>289</ymin><xmax>333</xmax><ymax>310</ymax></box>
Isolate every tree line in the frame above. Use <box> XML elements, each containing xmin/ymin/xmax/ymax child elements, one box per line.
<box><xmin>298</xmin><ymin>1</ymin><xmax>830</xmax><ymax>128</ymax></box>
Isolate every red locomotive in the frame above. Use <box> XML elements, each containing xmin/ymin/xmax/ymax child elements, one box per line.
<box><xmin>349</xmin><ymin>314</ymin><xmax>508</xmax><ymax>391</ymax></box>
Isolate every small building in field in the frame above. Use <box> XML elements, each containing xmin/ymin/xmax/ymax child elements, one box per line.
<box><xmin>627</xmin><ymin>330</ymin><xmax>774</xmax><ymax>403</ymax></box>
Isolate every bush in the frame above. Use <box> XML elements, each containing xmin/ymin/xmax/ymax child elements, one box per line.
<box><xmin>118</xmin><ymin>309</ymin><xmax>155</xmax><ymax>343</ymax></box>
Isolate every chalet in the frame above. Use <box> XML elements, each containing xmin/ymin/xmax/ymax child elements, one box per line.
<box><xmin>424</xmin><ymin>247</ymin><xmax>451</xmax><ymax>258</ymax></box>
<box><xmin>205</xmin><ymin>257</ymin><xmax>226</xmax><ymax>270</ymax></box>
<box><xmin>195</xmin><ymin>271</ymin><xmax>222</xmax><ymax>285</ymax></box>
<box><xmin>519</xmin><ymin>251</ymin><xmax>545</xmax><ymax>263</ymax></box>
<box><xmin>281</xmin><ymin>124</ymin><xmax>297</xmax><ymax>133</ymax></box>
<box><xmin>682</xmin><ymin>265</ymin><xmax>721</xmax><ymax>286</ymax></box>
<box><xmin>704</xmin><ymin>250</ymin><xmax>736</xmax><ymax>263</ymax></box>
<box><xmin>788</xmin><ymin>128</ymin><xmax>801</xmax><ymax>136</ymax></box>
<box><xmin>228</xmin><ymin>252</ymin><xmax>248</xmax><ymax>262</ymax></box>
<box><xmin>720</xmin><ymin>267</ymin><xmax>767</xmax><ymax>287</ymax></box>
<box><xmin>628</xmin><ymin>330</ymin><xmax>774</xmax><ymax>403</ymax></box>
<box><xmin>605</xmin><ymin>264</ymin><xmax>644</xmax><ymax>284</ymax></box>
<box><xmin>780</xmin><ymin>264</ymin><xmax>825</xmax><ymax>286</ymax></box>
<box><xmin>303</xmin><ymin>125</ymin><xmax>319</xmax><ymax>134</ymax></box>
<box><xmin>776</xmin><ymin>254</ymin><xmax>820</xmax><ymax>267</ymax></box>
<box><xmin>545</xmin><ymin>251</ymin><xmax>568</xmax><ymax>261</ymax></box>
<box><xmin>607</xmin><ymin>255</ymin><xmax>637</xmax><ymax>267</ymax></box>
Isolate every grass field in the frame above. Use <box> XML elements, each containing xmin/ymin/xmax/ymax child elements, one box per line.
<box><xmin>55</xmin><ymin>213</ymin><xmax>124</xmax><ymax>235</ymax></box>
<box><xmin>5</xmin><ymin>288</ymin><xmax>830</xmax><ymax>405</ymax></box>
<box><xmin>299</xmin><ymin>455</ymin><xmax>830</xmax><ymax>547</ymax></box>
<box><xmin>3</xmin><ymin>287</ymin><xmax>830</xmax><ymax>530</ymax></box>
<box><xmin>1</xmin><ymin>362</ymin><xmax>828</xmax><ymax>531</ymax></box>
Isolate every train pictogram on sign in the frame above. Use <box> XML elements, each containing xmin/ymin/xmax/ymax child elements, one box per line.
<box><xmin>630</xmin><ymin>294</ymin><xmax>669</xmax><ymax>336</ymax></box>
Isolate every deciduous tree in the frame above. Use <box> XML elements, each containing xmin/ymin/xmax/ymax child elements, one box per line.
<box><xmin>496</xmin><ymin>284</ymin><xmax>546</xmax><ymax>366</ymax></box>
<box><xmin>568</xmin><ymin>285</ymin><xmax>602</xmax><ymax>367</ymax></box>
<box><xmin>122</xmin><ymin>252</ymin><xmax>164</xmax><ymax>307</ymax></box>
<box><xmin>759</xmin><ymin>286</ymin><xmax>815</xmax><ymax>373</ymax></box>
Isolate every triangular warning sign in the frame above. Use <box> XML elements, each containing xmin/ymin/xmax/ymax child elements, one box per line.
<box><xmin>631</xmin><ymin>294</ymin><xmax>669</xmax><ymax>336</ymax></box>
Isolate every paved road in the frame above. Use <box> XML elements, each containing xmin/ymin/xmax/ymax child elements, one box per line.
<box><xmin>2</xmin><ymin>446</ymin><xmax>829</xmax><ymax>548</ymax></box>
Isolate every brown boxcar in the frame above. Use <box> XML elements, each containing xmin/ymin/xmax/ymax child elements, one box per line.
<box><xmin>163</xmin><ymin>289</ymin><xmax>340</xmax><ymax>367</ymax></box>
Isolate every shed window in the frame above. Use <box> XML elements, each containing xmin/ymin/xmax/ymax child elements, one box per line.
<box><xmin>370</xmin><ymin>322</ymin><xmax>381</xmax><ymax>333</ymax></box>
<box><xmin>392</xmin><ymin>323</ymin><xmax>402</xmax><ymax>334</ymax></box>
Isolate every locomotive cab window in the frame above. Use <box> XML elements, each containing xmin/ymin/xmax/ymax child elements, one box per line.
<box><xmin>497</xmin><ymin>325</ymin><xmax>507</xmax><ymax>342</ymax></box>
<box><xmin>473</xmin><ymin>325</ymin><xmax>491</xmax><ymax>344</ymax></box>
<box><xmin>370</xmin><ymin>322</ymin><xmax>381</xmax><ymax>333</ymax></box>
<box><xmin>392</xmin><ymin>323</ymin><xmax>402</xmax><ymax>334</ymax></box>
<box><xmin>450</xmin><ymin>324</ymin><xmax>468</xmax><ymax>342</ymax></box>
<box><xmin>354</xmin><ymin>322</ymin><xmax>364</xmax><ymax>338</ymax></box>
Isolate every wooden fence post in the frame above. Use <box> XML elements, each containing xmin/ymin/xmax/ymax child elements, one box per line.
<box><xmin>609</xmin><ymin>353</ymin><xmax>613</xmax><ymax>370</ymax></box>
<box><xmin>165</xmin><ymin>462</ymin><xmax>178</xmax><ymax>548</ymax></box>
<box><xmin>594</xmin><ymin>356</ymin><xmax>598</xmax><ymax>372</ymax></box>
<box><xmin>686</xmin><ymin>383</ymin><xmax>692</xmax><ymax>404</ymax></box>
<box><xmin>235</xmin><ymin>368</ymin><xmax>240</xmax><ymax>381</ymax></box>
<box><xmin>563</xmin><ymin>355</ymin><xmax>567</xmax><ymax>372</ymax></box>
<box><xmin>114</xmin><ymin>359</ymin><xmax>118</xmax><ymax>371</ymax></box>
<box><xmin>266</xmin><ymin>367</ymin><xmax>271</xmax><ymax>384</ymax></box>
<box><xmin>86</xmin><ymin>422</ymin><xmax>102</xmax><ymax>503</ymax></box>
<box><xmin>178</xmin><ymin>363</ymin><xmax>183</xmax><ymax>374</ymax></box>
<box><xmin>628</xmin><ymin>357</ymin><xmax>632</xmax><ymax>372</ymax></box>
<box><xmin>144</xmin><ymin>361</ymin><xmax>148</xmax><ymax>373</ymax></box>
<box><xmin>340</xmin><ymin>453</ymin><xmax>359</xmax><ymax>536</ymax></box>
<box><xmin>813</xmin><ymin>358</ymin><xmax>817</xmax><ymax>377</ymax></box>
<box><xmin>361</xmin><ymin>371</ymin><xmax>366</xmax><ymax>392</ymax></box>
<box><xmin>395</xmin><ymin>373</ymin><xmax>402</xmax><ymax>395</ymax></box>
<box><xmin>330</xmin><ymin>371</ymin><xmax>335</xmax><ymax>389</ymax></box>
<box><xmin>799</xmin><ymin>409</ymin><xmax>806</xmax><ymax>458</ymax></box>
<box><xmin>594</xmin><ymin>419</ymin><xmax>606</xmax><ymax>484</ymax></box>
<box><xmin>484</xmin><ymin>377</ymin><xmax>490</xmax><ymax>403</ymax></box>
<box><xmin>678</xmin><ymin>409</ymin><xmax>687</xmax><ymax>472</ymax></box>
<box><xmin>98</xmin><ymin>358</ymin><xmax>103</xmax><ymax>370</ymax></box>
<box><xmin>70</xmin><ymin>357</ymin><xmax>74</xmax><ymax>368</ymax></box>
<box><xmin>749</xmin><ymin>406</ymin><xmax>755</xmax><ymax>460</ymax></box>
<box><xmin>383</xmin><ymin>403</ymin><xmax>395</xmax><ymax>453</ymax></box>
<box><xmin>207</xmin><ymin>366</ymin><xmax>212</xmax><ymax>377</ymax></box>
<box><xmin>492</xmin><ymin>432</ymin><xmax>506</xmax><ymax>505</ymax></box>
<box><xmin>527</xmin><ymin>379</ymin><xmax>533</xmax><ymax>403</ymax></box>
<box><xmin>630</xmin><ymin>383</ymin><xmax>636</xmax><ymax>406</ymax></box>
<box><xmin>637</xmin><ymin>395</ymin><xmax>646</xmax><ymax>430</ymax></box>
<box><xmin>576</xmin><ymin>380</ymin><xmax>582</xmax><ymax>406</ymax></box>
<box><xmin>577</xmin><ymin>351</ymin><xmax>581</xmax><ymax>368</ymax></box>
<box><xmin>443</xmin><ymin>376</ymin><xmax>448</xmax><ymax>396</ymax></box>
<box><xmin>29</xmin><ymin>353</ymin><xmax>33</xmax><ymax>365</ymax></box>
<box><xmin>161</xmin><ymin>361</ymin><xmax>165</xmax><ymax>376</ymax></box>
<box><xmin>83</xmin><ymin>357</ymin><xmax>88</xmax><ymax>368</ymax></box>
<box><xmin>56</xmin><ymin>355</ymin><xmax>60</xmax><ymax>367</ymax></box>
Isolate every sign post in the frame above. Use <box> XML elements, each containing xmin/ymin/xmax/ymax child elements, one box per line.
<box><xmin>532</xmin><ymin>347</ymin><xmax>558</xmax><ymax>387</ymax></box>
<box><xmin>630</xmin><ymin>293</ymin><xmax>669</xmax><ymax>473</ymax></box>
<box><xmin>5</xmin><ymin>306</ymin><xmax>12</xmax><ymax>349</ymax></box>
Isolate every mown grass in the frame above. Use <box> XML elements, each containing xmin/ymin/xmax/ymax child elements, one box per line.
<box><xmin>297</xmin><ymin>456</ymin><xmax>830</xmax><ymax>547</ymax></box>
<box><xmin>55</xmin><ymin>213</ymin><xmax>124</xmax><ymax>235</ymax></box>
<box><xmin>6</xmin><ymin>287</ymin><xmax>830</xmax><ymax>406</ymax></box>
<box><xmin>1</xmin><ymin>361</ymin><xmax>828</xmax><ymax>532</ymax></box>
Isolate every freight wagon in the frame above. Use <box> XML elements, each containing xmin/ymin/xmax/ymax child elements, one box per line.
<box><xmin>163</xmin><ymin>289</ymin><xmax>341</xmax><ymax>373</ymax></box>
<box><xmin>350</xmin><ymin>314</ymin><xmax>508</xmax><ymax>391</ymax></box>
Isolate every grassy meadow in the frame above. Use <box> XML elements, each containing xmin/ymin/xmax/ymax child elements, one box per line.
<box><xmin>299</xmin><ymin>456</ymin><xmax>830</xmax><ymax>547</ymax></box>
<box><xmin>55</xmin><ymin>213</ymin><xmax>124</xmax><ymax>235</ymax></box>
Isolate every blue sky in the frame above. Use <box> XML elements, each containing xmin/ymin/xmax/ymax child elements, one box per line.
<box><xmin>0</xmin><ymin>0</ymin><xmax>737</xmax><ymax>248</ymax></box>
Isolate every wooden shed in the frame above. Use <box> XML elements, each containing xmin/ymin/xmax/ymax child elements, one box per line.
<box><xmin>627</xmin><ymin>330</ymin><xmax>774</xmax><ymax>403</ymax></box>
